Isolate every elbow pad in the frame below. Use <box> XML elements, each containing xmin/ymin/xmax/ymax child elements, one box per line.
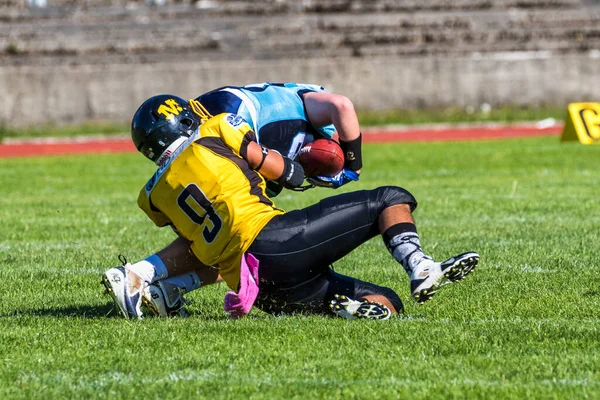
<box><xmin>277</xmin><ymin>157</ymin><xmax>305</xmax><ymax>189</ymax></box>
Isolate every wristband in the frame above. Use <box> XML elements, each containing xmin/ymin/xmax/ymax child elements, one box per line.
<box><xmin>340</xmin><ymin>133</ymin><xmax>362</xmax><ymax>171</ymax></box>
<box><xmin>277</xmin><ymin>157</ymin><xmax>305</xmax><ymax>189</ymax></box>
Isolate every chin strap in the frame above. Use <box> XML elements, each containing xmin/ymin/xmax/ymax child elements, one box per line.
<box><xmin>188</xmin><ymin>99</ymin><xmax>213</xmax><ymax>122</ymax></box>
<box><xmin>288</xmin><ymin>181</ymin><xmax>316</xmax><ymax>191</ymax></box>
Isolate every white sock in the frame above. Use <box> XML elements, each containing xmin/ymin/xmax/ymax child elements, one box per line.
<box><xmin>128</xmin><ymin>254</ymin><xmax>168</xmax><ymax>284</ymax></box>
<box><xmin>162</xmin><ymin>272</ymin><xmax>202</xmax><ymax>293</ymax></box>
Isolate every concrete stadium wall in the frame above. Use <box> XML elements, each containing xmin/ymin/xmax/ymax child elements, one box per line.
<box><xmin>1</xmin><ymin>0</ymin><xmax>599</xmax><ymax>128</ymax></box>
<box><xmin>3</xmin><ymin>52</ymin><xmax>598</xmax><ymax>126</ymax></box>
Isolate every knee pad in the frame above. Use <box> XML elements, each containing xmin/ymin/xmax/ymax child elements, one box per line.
<box><xmin>369</xmin><ymin>186</ymin><xmax>418</xmax><ymax>214</ymax></box>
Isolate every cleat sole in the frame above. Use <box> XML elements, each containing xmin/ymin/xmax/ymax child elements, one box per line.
<box><xmin>141</xmin><ymin>296</ymin><xmax>161</xmax><ymax>317</ymax></box>
<box><xmin>101</xmin><ymin>273</ymin><xmax>130</xmax><ymax>319</ymax></box>
<box><xmin>412</xmin><ymin>252</ymin><xmax>479</xmax><ymax>304</ymax></box>
<box><xmin>330</xmin><ymin>295</ymin><xmax>392</xmax><ymax>320</ymax></box>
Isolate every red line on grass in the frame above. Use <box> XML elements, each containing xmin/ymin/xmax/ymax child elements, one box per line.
<box><xmin>0</xmin><ymin>125</ymin><xmax>562</xmax><ymax>158</ymax></box>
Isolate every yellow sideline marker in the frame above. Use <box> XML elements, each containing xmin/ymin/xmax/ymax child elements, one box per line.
<box><xmin>561</xmin><ymin>102</ymin><xmax>600</xmax><ymax>144</ymax></box>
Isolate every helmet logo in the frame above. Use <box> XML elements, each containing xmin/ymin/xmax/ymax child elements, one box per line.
<box><xmin>144</xmin><ymin>148</ymin><xmax>155</xmax><ymax>160</ymax></box>
<box><xmin>157</xmin><ymin>99</ymin><xmax>184</xmax><ymax>121</ymax></box>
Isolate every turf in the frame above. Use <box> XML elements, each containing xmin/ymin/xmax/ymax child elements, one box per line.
<box><xmin>1</xmin><ymin>136</ymin><xmax>599</xmax><ymax>399</ymax></box>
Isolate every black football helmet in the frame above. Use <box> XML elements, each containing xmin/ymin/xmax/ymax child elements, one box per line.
<box><xmin>131</xmin><ymin>94</ymin><xmax>200</xmax><ymax>165</ymax></box>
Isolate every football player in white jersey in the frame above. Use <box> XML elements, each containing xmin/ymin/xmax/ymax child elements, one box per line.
<box><xmin>196</xmin><ymin>82</ymin><xmax>363</xmax><ymax>195</ymax></box>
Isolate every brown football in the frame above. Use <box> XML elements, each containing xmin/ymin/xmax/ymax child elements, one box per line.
<box><xmin>296</xmin><ymin>138</ymin><xmax>344</xmax><ymax>177</ymax></box>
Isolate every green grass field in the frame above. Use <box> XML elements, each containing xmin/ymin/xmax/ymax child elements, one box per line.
<box><xmin>1</xmin><ymin>136</ymin><xmax>599</xmax><ymax>399</ymax></box>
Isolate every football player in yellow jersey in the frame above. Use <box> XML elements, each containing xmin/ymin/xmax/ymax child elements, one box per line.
<box><xmin>102</xmin><ymin>94</ymin><xmax>480</xmax><ymax>320</ymax></box>
<box><xmin>105</xmin><ymin>84</ymin><xmax>367</xmax><ymax>318</ymax></box>
<box><xmin>137</xmin><ymin>111</ymin><xmax>290</xmax><ymax>290</ymax></box>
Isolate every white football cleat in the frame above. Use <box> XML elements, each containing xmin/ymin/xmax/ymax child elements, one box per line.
<box><xmin>101</xmin><ymin>258</ymin><xmax>146</xmax><ymax>319</ymax></box>
<box><xmin>410</xmin><ymin>251</ymin><xmax>479</xmax><ymax>303</ymax></box>
<box><xmin>329</xmin><ymin>294</ymin><xmax>392</xmax><ymax>320</ymax></box>
<box><xmin>142</xmin><ymin>280</ymin><xmax>188</xmax><ymax>318</ymax></box>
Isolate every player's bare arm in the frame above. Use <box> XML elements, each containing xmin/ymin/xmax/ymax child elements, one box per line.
<box><xmin>246</xmin><ymin>141</ymin><xmax>305</xmax><ymax>189</ymax></box>
<box><xmin>303</xmin><ymin>92</ymin><xmax>360</xmax><ymax>142</ymax></box>
<box><xmin>245</xmin><ymin>141</ymin><xmax>284</xmax><ymax>180</ymax></box>
<box><xmin>303</xmin><ymin>91</ymin><xmax>362</xmax><ymax>173</ymax></box>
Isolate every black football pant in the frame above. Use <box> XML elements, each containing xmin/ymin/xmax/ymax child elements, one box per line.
<box><xmin>248</xmin><ymin>186</ymin><xmax>417</xmax><ymax>315</ymax></box>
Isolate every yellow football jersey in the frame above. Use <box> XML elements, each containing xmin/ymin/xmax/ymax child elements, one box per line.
<box><xmin>138</xmin><ymin>113</ymin><xmax>284</xmax><ymax>290</ymax></box>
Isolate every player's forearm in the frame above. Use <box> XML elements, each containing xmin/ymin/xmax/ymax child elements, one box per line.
<box><xmin>304</xmin><ymin>92</ymin><xmax>362</xmax><ymax>172</ymax></box>
<box><xmin>246</xmin><ymin>141</ymin><xmax>305</xmax><ymax>188</ymax></box>
<box><xmin>246</xmin><ymin>141</ymin><xmax>284</xmax><ymax>180</ymax></box>
<box><xmin>330</xmin><ymin>98</ymin><xmax>361</xmax><ymax>143</ymax></box>
<box><xmin>329</xmin><ymin>98</ymin><xmax>363</xmax><ymax>171</ymax></box>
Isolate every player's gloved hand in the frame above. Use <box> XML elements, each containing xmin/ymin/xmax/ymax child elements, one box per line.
<box><xmin>277</xmin><ymin>158</ymin><xmax>306</xmax><ymax>189</ymax></box>
<box><xmin>307</xmin><ymin>169</ymin><xmax>360</xmax><ymax>189</ymax></box>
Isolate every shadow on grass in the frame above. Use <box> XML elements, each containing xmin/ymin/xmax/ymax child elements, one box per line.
<box><xmin>0</xmin><ymin>303</ymin><xmax>237</xmax><ymax>321</ymax></box>
<box><xmin>0</xmin><ymin>303</ymin><xmax>121</xmax><ymax>319</ymax></box>
<box><xmin>0</xmin><ymin>302</ymin><xmax>431</xmax><ymax>321</ymax></box>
